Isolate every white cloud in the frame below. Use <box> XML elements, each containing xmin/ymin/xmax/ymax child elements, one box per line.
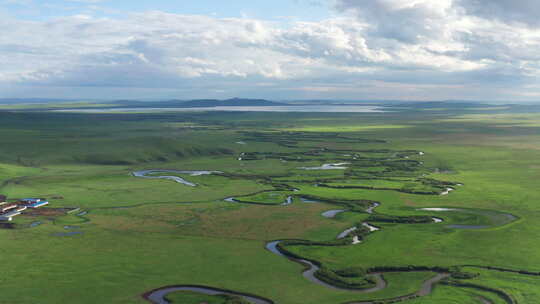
<box><xmin>456</xmin><ymin>0</ymin><xmax>540</xmax><ymax>27</ymax></box>
<box><xmin>0</xmin><ymin>4</ymin><xmax>540</xmax><ymax>101</ymax></box>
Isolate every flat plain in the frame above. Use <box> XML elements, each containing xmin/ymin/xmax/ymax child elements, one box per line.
<box><xmin>0</xmin><ymin>104</ymin><xmax>539</xmax><ymax>303</ymax></box>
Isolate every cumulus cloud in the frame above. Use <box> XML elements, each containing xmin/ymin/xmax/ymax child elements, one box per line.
<box><xmin>1</xmin><ymin>2</ymin><xmax>540</xmax><ymax>101</ymax></box>
<box><xmin>333</xmin><ymin>0</ymin><xmax>540</xmax><ymax>97</ymax></box>
<box><xmin>336</xmin><ymin>0</ymin><xmax>456</xmax><ymax>43</ymax></box>
<box><xmin>456</xmin><ymin>0</ymin><xmax>540</xmax><ymax>27</ymax></box>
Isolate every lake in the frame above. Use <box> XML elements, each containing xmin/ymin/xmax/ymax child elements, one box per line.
<box><xmin>54</xmin><ymin>105</ymin><xmax>384</xmax><ymax>113</ymax></box>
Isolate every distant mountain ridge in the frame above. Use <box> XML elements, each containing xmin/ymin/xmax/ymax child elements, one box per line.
<box><xmin>114</xmin><ymin>98</ymin><xmax>287</xmax><ymax>108</ymax></box>
<box><xmin>0</xmin><ymin>98</ymin><xmax>81</xmax><ymax>104</ymax></box>
<box><xmin>387</xmin><ymin>101</ymin><xmax>498</xmax><ymax>108</ymax></box>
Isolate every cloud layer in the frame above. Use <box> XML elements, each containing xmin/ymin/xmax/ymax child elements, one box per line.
<box><xmin>1</xmin><ymin>0</ymin><xmax>540</xmax><ymax>101</ymax></box>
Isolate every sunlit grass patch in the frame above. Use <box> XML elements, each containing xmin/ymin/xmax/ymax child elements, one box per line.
<box><xmin>438</xmin><ymin>113</ymin><xmax>540</xmax><ymax>127</ymax></box>
<box><xmin>283</xmin><ymin>124</ymin><xmax>411</xmax><ymax>132</ymax></box>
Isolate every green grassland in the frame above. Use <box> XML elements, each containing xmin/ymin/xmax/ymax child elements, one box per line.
<box><xmin>0</xmin><ymin>107</ymin><xmax>539</xmax><ymax>303</ymax></box>
<box><xmin>408</xmin><ymin>284</ymin><xmax>505</xmax><ymax>304</ymax></box>
<box><xmin>165</xmin><ymin>291</ymin><xmax>250</xmax><ymax>304</ymax></box>
<box><xmin>233</xmin><ymin>191</ymin><xmax>292</xmax><ymax>205</ymax></box>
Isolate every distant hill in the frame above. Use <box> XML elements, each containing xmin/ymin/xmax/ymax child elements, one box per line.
<box><xmin>0</xmin><ymin>98</ymin><xmax>80</xmax><ymax>104</ymax></box>
<box><xmin>387</xmin><ymin>101</ymin><xmax>495</xmax><ymax>108</ymax></box>
<box><xmin>114</xmin><ymin>98</ymin><xmax>287</xmax><ymax>108</ymax></box>
<box><xmin>178</xmin><ymin>98</ymin><xmax>287</xmax><ymax>107</ymax></box>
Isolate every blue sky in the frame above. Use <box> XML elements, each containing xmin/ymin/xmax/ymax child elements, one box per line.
<box><xmin>1</xmin><ymin>0</ymin><xmax>540</xmax><ymax>101</ymax></box>
<box><xmin>4</xmin><ymin>0</ymin><xmax>331</xmax><ymax>21</ymax></box>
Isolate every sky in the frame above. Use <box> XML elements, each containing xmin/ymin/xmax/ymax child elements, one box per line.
<box><xmin>1</xmin><ymin>0</ymin><xmax>540</xmax><ymax>101</ymax></box>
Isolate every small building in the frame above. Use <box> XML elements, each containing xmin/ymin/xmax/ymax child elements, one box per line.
<box><xmin>0</xmin><ymin>196</ymin><xmax>50</xmax><ymax>221</ymax></box>
<box><xmin>0</xmin><ymin>210</ymin><xmax>21</xmax><ymax>221</ymax></box>
<box><xmin>20</xmin><ymin>198</ymin><xmax>48</xmax><ymax>208</ymax></box>
<box><xmin>0</xmin><ymin>204</ymin><xmax>18</xmax><ymax>213</ymax></box>
<box><xmin>26</xmin><ymin>201</ymin><xmax>48</xmax><ymax>208</ymax></box>
<box><xmin>21</xmin><ymin>198</ymin><xmax>42</xmax><ymax>203</ymax></box>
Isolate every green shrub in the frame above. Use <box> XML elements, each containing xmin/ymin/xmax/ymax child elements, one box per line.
<box><xmin>335</xmin><ymin>267</ymin><xmax>367</xmax><ymax>278</ymax></box>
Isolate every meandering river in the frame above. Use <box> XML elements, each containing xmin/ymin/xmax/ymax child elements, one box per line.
<box><xmin>138</xmin><ymin>170</ymin><xmax>516</xmax><ymax>303</ymax></box>
<box><xmin>132</xmin><ymin>170</ymin><xmax>221</xmax><ymax>187</ymax></box>
<box><xmin>144</xmin><ymin>286</ymin><xmax>274</xmax><ymax>304</ymax></box>
<box><xmin>265</xmin><ymin>241</ymin><xmax>387</xmax><ymax>293</ymax></box>
<box><xmin>418</xmin><ymin>207</ymin><xmax>517</xmax><ymax>229</ymax></box>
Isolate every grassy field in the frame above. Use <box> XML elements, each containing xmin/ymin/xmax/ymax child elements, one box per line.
<box><xmin>165</xmin><ymin>291</ymin><xmax>250</xmax><ymax>304</ymax></box>
<box><xmin>0</xmin><ymin>106</ymin><xmax>539</xmax><ymax>303</ymax></box>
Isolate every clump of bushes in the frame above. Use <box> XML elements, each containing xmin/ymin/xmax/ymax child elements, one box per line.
<box><xmin>222</xmin><ymin>295</ymin><xmax>251</xmax><ymax>304</ymax></box>
<box><xmin>368</xmin><ymin>215</ymin><xmax>433</xmax><ymax>224</ymax></box>
<box><xmin>420</xmin><ymin>178</ymin><xmax>460</xmax><ymax>189</ymax></box>
<box><xmin>166</xmin><ymin>293</ymin><xmax>250</xmax><ymax>304</ymax></box>
<box><xmin>335</xmin><ymin>267</ymin><xmax>367</xmax><ymax>278</ymax></box>
<box><xmin>368</xmin><ymin>265</ymin><xmax>451</xmax><ymax>273</ymax></box>
<box><xmin>450</xmin><ymin>271</ymin><xmax>479</xmax><ymax>280</ymax></box>
<box><xmin>448</xmin><ymin>266</ymin><xmax>479</xmax><ymax>279</ymax></box>
<box><xmin>314</xmin><ymin>267</ymin><xmax>374</xmax><ymax>289</ymax></box>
